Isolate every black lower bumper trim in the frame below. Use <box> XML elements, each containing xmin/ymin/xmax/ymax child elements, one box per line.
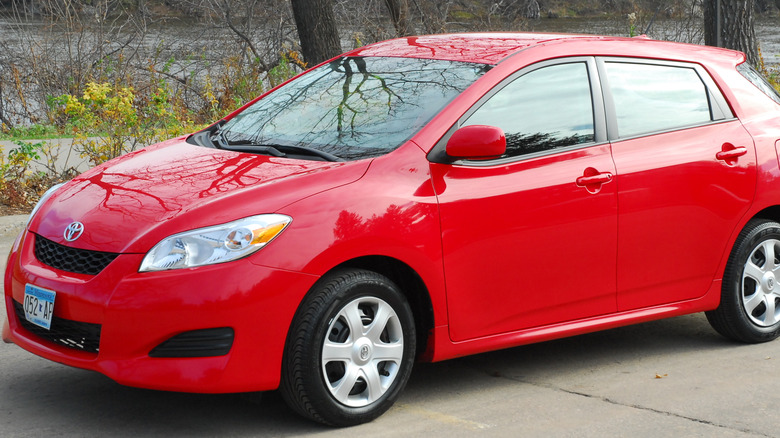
<box><xmin>149</xmin><ymin>327</ymin><xmax>234</xmax><ymax>358</ymax></box>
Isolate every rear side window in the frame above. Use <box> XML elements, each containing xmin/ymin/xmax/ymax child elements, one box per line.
<box><xmin>463</xmin><ymin>62</ymin><xmax>595</xmax><ymax>158</ymax></box>
<box><xmin>604</xmin><ymin>62</ymin><xmax>712</xmax><ymax>138</ymax></box>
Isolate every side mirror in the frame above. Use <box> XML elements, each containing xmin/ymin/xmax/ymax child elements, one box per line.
<box><xmin>446</xmin><ymin>125</ymin><xmax>506</xmax><ymax>160</ymax></box>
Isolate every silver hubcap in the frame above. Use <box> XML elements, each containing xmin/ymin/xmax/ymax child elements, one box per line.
<box><xmin>321</xmin><ymin>297</ymin><xmax>404</xmax><ymax>407</ymax></box>
<box><xmin>742</xmin><ymin>239</ymin><xmax>780</xmax><ymax>326</ymax></box>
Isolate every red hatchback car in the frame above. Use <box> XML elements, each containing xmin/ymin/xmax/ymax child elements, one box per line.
<box><xmin>5</xmin><ymin>33</ymin><xmax>780</xmax><ymax>426</ymax></box>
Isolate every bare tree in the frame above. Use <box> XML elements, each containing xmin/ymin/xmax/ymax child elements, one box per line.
<box><xmin>412</xmin><ymin>0</ymin><xmax>453</xmax><ymax>34</ymax></box>
<box><xmin>290</xmin><ymin>0</ymin><xmax>342</xmax><ymax>65</ymax></box>
<box><xmin>704</xmin><ymin>0</ymin><xmax>759</xmax><ymax>67</ymax></box>
<box><xmin>383</xmin><ymin>0</ymin><xmax>412</xmax><ymax>36</ymax></box>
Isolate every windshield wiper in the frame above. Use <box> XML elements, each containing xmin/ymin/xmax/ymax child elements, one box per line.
<box><xmin>274</xmin><ymin>144</ymin><xmax>345</xmax><ymax>162</ymax></box>
<box><xmin>220</xmin><ymin>142</ymin><xmax>287</xmax><ymax>157</ymax></box>
<box><xmin>211</xmin><ymin>130</ymin><xmax>344</xmax><ymax>162</ymax></box>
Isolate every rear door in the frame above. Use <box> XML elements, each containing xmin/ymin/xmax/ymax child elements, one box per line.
<box><xmin>600</xmin><ymin>59</ymin><xmax>757</xmax><ymax>310</ymax></box>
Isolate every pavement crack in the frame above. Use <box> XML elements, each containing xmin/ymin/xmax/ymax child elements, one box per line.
<box><xmin>497</xmin><ymin>373</ymin><xmax>773</xmax><ymax>438</ymax></box>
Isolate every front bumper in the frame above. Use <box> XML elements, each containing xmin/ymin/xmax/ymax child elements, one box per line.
<box><xmin>3</xmin><ymin>230</ymin><xmax>318</xmax><ymax>393</ymax></box>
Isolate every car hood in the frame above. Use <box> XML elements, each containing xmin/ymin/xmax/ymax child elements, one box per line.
<box><xmin>29</xmin><ymin>138</ymin><xmax>370</xmax><ymax>253</ymax></box>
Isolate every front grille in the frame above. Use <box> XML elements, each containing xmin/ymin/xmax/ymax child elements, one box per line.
<box><xmin>34</xmin><ymin>234</ymin><xmax>119</xmax><ymax>275</ymax></box>
<box><xmin>14</xmin><ymin>301</ymin><xmax>101</xmax><ymax>354</ymax></box>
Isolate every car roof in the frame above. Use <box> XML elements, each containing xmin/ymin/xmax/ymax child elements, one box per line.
<box><xmin>347</xmin><ymin>32</ymin><xmax>742</xmax><ymax>65</ymax></box>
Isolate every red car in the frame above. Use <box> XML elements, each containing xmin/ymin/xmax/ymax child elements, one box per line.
<box><xmin>5</xmin><ymin>33</ymin><xmax>780</xmax><ymax>426</ymax></box>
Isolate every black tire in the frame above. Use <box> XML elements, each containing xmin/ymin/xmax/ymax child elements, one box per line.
<box><xmin>706</xmin><ymin>219</ymin><xmax>780</xmax><ymax>343</ymax></box>
<box><xmin>280</xmin><ymin>269</ymin><xmax>416</xmax><ymax>426</ymax></box>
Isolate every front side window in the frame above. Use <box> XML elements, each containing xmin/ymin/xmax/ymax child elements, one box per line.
<box><xmin>604</xmin><ymin>62</ymin><xmax>712</xmax><ymax>138</ymax></box>
<box><xmin>463</xmin><ymin>62</ymin><xmax>595</xmax><ymax>159</ymax></box>
<box><xmin>219</xmin><ymin>57</ymin><xmax>488</xmax><ymax>160</ymax></box>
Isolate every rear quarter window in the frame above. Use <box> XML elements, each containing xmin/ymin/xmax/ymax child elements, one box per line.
<box><xmin>738</xmin><ymin>63</ymin><xmax>780</xmax><ymax>105</ymax></box>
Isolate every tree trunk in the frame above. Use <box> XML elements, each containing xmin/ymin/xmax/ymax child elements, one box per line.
<box><xmin>383</xmin><ymin>0</ymin><xmax>412</xmax><ymax>37</ymax></box>
<box><xmin>290</xmin><ymin>0</ymin><xmax>342</xmax><ymax>66</ymax></box>
<box><xmin>704</xmin><ymin>0</ymin><xmax>759</xmax><ymax>67</ymax></box>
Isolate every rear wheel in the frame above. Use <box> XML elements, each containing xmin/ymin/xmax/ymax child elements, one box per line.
<box><xmin>706</xmin><ymin>219</ymin><xmax>780</xmax><ymax>343</ymax></box>
<box><xmin>280</xmin><ymin>269</ymin><xmax>416</xmax><ymax>426</ymax></box>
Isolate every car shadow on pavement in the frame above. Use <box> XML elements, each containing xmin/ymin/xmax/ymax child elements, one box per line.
<box><xmin>1</xmin><ymin>350</ymin><xmax>321</xmax><ymax>435</ymax></box>
<box><xmin>403</xmin><ymin>313</ymin><xmax>735</xmax><ymax>402</ymax></box>
<box><xmin>1</xmin><ymin>313</ymin><xmax>738</xmax><ymax>436</ymax></box>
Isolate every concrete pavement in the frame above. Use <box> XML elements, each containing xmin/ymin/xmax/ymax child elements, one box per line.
<box><xmin>0</xmin><ymin>215</ymin><xmax>778</xmax><ymax>437</ymax></box>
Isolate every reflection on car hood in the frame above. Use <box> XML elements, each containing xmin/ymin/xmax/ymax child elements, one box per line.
<box><xmin>30</xmin><ymin>138</ymin><xmax>369</xmax><ymax>253</ymax></box>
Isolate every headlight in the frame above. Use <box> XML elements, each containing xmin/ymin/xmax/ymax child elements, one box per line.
<box><xmin>27</xmin><ymin>182</ymin><xmax>65</xmax><ymax>227</ymax></box>
<box><xmin>139</xmin><ymin>214</ymin><xmax>292</xmax><ymax>272</ymax></box>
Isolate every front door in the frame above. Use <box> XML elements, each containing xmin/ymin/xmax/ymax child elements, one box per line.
<box><xmin>432</xmin><ymin>60</ymin><xmax>619</xmax><ymax>341</ymax></box>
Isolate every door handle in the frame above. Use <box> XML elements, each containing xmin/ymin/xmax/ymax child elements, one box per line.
<box><xmin>716</xmin><ymin>146</ymin><xmax>748</xmax><ymax>161</ymax></box>
<box><xmin>576</xmin><ymin>173</ymin><xmax>613</xmax><ymax>186</ymax></box>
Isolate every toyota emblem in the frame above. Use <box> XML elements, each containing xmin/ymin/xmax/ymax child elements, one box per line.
<box><xmin>64</xmin><ymin>222</ymin><xmax>85</xmax><ymax>242</ymax></box>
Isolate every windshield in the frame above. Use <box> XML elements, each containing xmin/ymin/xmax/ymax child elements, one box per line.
<box><xmin>219</xmin><ymin>56</ymin><xmax>489</xmax><ymax>160</ymax></box>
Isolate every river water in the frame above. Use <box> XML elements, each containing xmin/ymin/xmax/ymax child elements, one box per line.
<box><xmin>0</xmin><ymin>15</ymin><xmax>778</xmax><ymax>65</ymax></box>
<box><xmin>1</xmin><ymin>14</ymin><xmax>780</xmax><ymax>127</ymax></box>
<box><xmin>530</xmin><ymin>16</ymin><xmax>780</xmax><ymax>66</ymax></box>
<box><xmin>1</xmin><ymin>15</ymin><xmax>778</xmax><ymax>57</ymax></box>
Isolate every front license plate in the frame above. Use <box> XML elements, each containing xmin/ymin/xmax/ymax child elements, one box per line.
<box><xmin>23</xmin><ymin>284</ymin><xmax>56</xmax><ymax>330</ymax></box>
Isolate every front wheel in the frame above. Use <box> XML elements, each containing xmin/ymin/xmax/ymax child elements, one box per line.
<box><xmin>706</xmin><ymin>219</ymin><xmax>780</xmax><ymax>343</ymax></box>
<box><xmin>280</xmin><ymin>269</ymin><xmax>416</xmax><ymax>426</ymax></box>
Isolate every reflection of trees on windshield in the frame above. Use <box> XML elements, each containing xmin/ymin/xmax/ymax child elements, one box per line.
<box><xmin>223</xmin><ymin>57</ymin><xmax>487</xmax><ymax>160</ymax></box>
<box><xmin>334</xmin><ymin>57</ymin><xmax>402</xmax><ymax>138</ymax></box>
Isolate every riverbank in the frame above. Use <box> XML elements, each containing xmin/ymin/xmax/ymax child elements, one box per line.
<box><xmin>2</xmin><ymin>11</ymin><xmax>780</xmax><ymax>215</ymax></box>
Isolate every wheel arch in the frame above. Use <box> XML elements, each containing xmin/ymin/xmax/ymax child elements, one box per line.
<box><xmin>709</xmin><ymin>204</ymin><xmax>780</xmax><ymax>288</ymax></box>
<box><xmin>714</xmin><ymin>206</ymin><xmax>780</xmax><ymax>283</ymax></box>
<box><xmin>752</xmin><ymin>205</ymin><xmax>780</xmax><ymax>223</ymax></box>
<box><xmin>329</xmin><ymin>256</ymin><xmax>435</xmax><ymax>358</ymax></box>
